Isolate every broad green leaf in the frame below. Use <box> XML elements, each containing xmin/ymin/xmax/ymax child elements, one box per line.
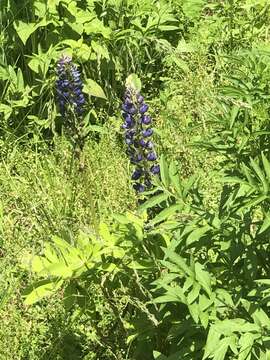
<box><xmin>242</xmin><ymin>194</ymin><xmax>268</xmax><ymax>209</ymax></box>
<box><xmin>250</xmin><ymin>157</ymin><xmax>268</xmax><ymax>193</ymax></box>
<box><xmin>150</xmin><ymin>204</ymin><xmax>182</xmax><ymax>226</ymax></box>
<box><xmin>188</xmin><ymin>302</ymin><xmax>200</xmax><ymax>323</ymax></box>
<box><xmin>262</xmin><ymin>152</ymin><xmax>270</xmax><ymax>181</ymax></box>
<box><xmin>125</xmin><ymin>74</ymin><xmax>142</xmax><ymax>92</ymax></box>
<box><xmin>84</xmin><ymin>79</ymin><xmax>107</xmax><ymax>99</ymax></box>
<box><xmin>238</xmin><ymin>333</ymin><xmax>255</xmax><ymax>360</ymax></box>
<box><xmin>195</xmin><ymin>263</ymin><xmax>212</xmax><ymax>296</ymax></box>
<box><xmin>153</xmin><ymin>293</ymin><xmax>182</xmax><ymax>304</ymax></box>
<box><xmin>259</xmin><ymin>212</ymin><xmax>270</xmax><ymax>234</ymax></box>
<box><xmin>14</xmin><ymin>21</ymin><xmax>37</xmax><ymax>45</ymax></box>
<box><xmin>160</xmin><ymin>154</ymin><xmax>170</xmax><ymax>188</ymax></box>
<box><xmin>158</xmin><ymin>25</ymin><xmax>179</xmax><ymax>31</ymax></box>
<box><xmin>162</xmin><ymin>248</ymin><xmax>193</xmax><ymax>277</ymax></box>
<box><xmin>200</xmin><ymin>310</ymin><xmax>209</xmax><ymax>329</ymax></box>
<box><xmin>212</xmin><ymin>336</ymin><xmax>233</xmax><ymax>360</ymax></box>
<box><xmin>255</xmin><ymin>279</ymin><xmax>270</xmax><ymax>285</ymax></box>
<box><xmin>169</xmin><ymin>161</ymin><xmax>182</xmax><ymax>197</ymax></box>
<box><xmin>186</xmin><ymin>225</ymin><xmax>210</xmax><ymax>246</ymax></box>
<box><xmin>138</xmin><ymin>193</ymin><xmax>168</xmax><ymax>213</ymax></box>
<box><xmin>0</xmin><ymin>66</ymin><xmax>9</xmax><ymax>80</ymax></box>
<box><xmin>0</xmin><ymin>104</ymin><xmax>12</xmax><ymax>120</ymax></box>
<box><xmin>182</xmin><ymin>0</ymin><xmax>206</xmax><ymax>19</ymax></box>
<box><xmin>83</xmin><ymin>18</ymin><xmax>111</xmax><ymax>38</ymax></box>
<box><xmin>203</xmin><ymin>327</ymin><xmax>222</xmax><ymax>359</ymax></box>
<box><xmin>23</xmin><ymin>279</ymin><xmax>63</xmax><ymax>305</ymax></box>
<box><xmin>230</xmin><ymin>105</ymin><xmax>240</xmax><ymax>129</ymax></box>
<box><xmin>187</xmin><ymin>282</ymin><xmax>200</xmax><ymax>304</ymax></box>
<box><xmin>199</xmin><ymin>294</ymin><xmax>214</xmax><ymax>312</ymax></box>
<box><xmin>39</xmin><ymin>262</ymin><xmax>73</xmax><ymax>278</ymax></box>
<box><xmin>91</xmin><ymin>41</ymin><xmax>110</xmax><ymax>60</ymax></box>
<box><xmin>14</xmin><ymin>19</ymin><xmax>52</xmax><ymax>45</ymax></box>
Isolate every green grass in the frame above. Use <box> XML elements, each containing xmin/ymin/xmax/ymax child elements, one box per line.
<box><xmin>0</xmin><ymin>126</ymin><xmax>138</xmax><ymax>359</ymax></box>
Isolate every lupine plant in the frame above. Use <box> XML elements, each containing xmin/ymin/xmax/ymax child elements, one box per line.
<box><xmin>56</xmin><ymin>55</ymin><xmax>86</xmax><ymax>157</ymax></box>
<box><xmin>121</xmin><ymin>75</ymin><xmax>160</xmax><ymax>193</ymax></box>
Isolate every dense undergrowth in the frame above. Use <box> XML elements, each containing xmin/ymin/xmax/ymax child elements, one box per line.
<box><xmin>0</xmin><ymin>0</ymin><xmax>270</xmax><ymax>359</ymax></box>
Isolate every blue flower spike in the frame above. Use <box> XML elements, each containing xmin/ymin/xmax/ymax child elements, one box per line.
<box><xmin>56</xmin><ymin>55</ymin><xmax>85</xmax><ymax>120</ymax></box>
<box><xmin>121</xmin><ymin>74</ymin><xmax>160</xmax><ymax>193</ymax></box>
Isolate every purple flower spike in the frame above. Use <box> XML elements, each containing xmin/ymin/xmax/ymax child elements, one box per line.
<box><xmin>131</xmin><ymin>153</ymin><xmax>143</xmax><ymax>163</ymax></box>
<box><xmin>142</xmin><ymin>128</ymin><xmax>153</xmax><ymax>137</ymax></box>
<box><xmin>147</xmin><ymin>152</ymin><xmax>157</xmax><ymax>161</ymax></box>
<box><xmin>146</xmin><ymin>141</ymin><xmax>154</xmax><ymax>149</ymax></box>
<box><xmin>122</xmin><ymin>103</ymin><xmax>137</xmax><ymax>114</ymax></box>
<box><xmin>132</xmin><ymin>168</ymin><xmax>143</xmax><ymax>180</ymax></box>
<box><xmin>137</xmin><ymin>94</ymin><xmax>144</xmax><ymax>103</ymax></box>
<box><xmin>139</xmin><ymin>104</ymin><xmax>149</xmax><ymax>114</ymax></box>
<box><xmin>56</xmin><ymin>55</ymin><xmax>85</xmax><ymax>118</ymax></box>
<box><xmin>123</xmin><ymin>113</ymin><xmax>133</xmax><ymax>121</ymax></box>
<box><xmin>121</xmin><ymin>83</ymin><xmax>159</xmax><ymax>193</ymax></box>
<box><xmin>139</xmin><ymin>139</ymin><xmax>148</xmax><ymax>148</ymax></box>
<box><xmin>133</xmin><ymin>183</ymin><xmax>145</xmax><ymax>193</ymax></box>
<box><xmin>141</xmin><ymin>115</ymin><xmax>151</xmax><ymax>125</ymax></box>
<box><xmin>150</xmin><ymin>165</ymin><xmax>160</xmax><ymax>174</ymax></box>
